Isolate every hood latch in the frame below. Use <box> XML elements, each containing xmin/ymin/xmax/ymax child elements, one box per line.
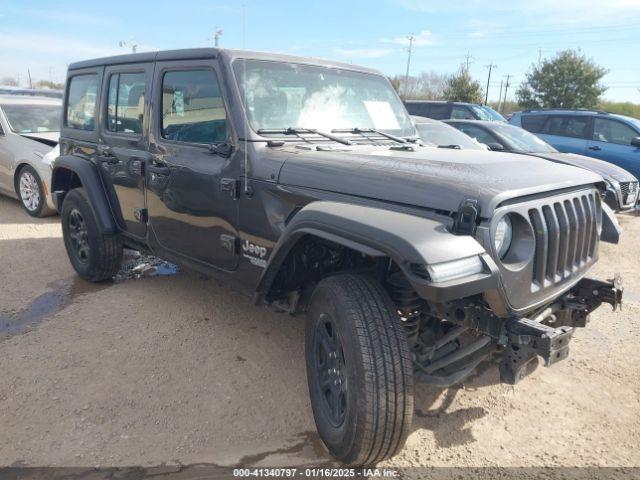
<box><xmin>453</xmin><ymin>199</ymin><xmax>480</xmax><ymax>235</ymax></box>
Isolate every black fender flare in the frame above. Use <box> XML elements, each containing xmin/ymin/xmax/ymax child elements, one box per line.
<box><xmin>51</xmin><ymin>155</ymin><xmax>119</xmax><ymax>234</ymax></box>
<box><xmin>255</xmin><ymin>201</ymin><xmax>497</xmax><ymax>304</ymax></box>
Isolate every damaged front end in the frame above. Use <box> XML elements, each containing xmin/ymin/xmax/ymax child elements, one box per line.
<box><xmin>407</xmin><ymin>275</ymin><xmax>623</xmax><ymax>387</ymax></box>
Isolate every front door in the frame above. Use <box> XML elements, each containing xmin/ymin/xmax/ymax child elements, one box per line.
<box><xmin>538</xmin><ymin>115</ymin><xmax>591</xmax><ymax>155</ymax></box>
<box><xmin>98</xmin><ymin>63</ymin><xmax>154</xmax><ymax>239</ymax></box>
<box><xmin>146</xmin><ymin>60</ymin><xmax>239</xmax><ymax>271</ymax></box>
<box><xmin>587</xmin><ymin>117</ymin><xmax>640</xmax><ymax>179</ymax></box>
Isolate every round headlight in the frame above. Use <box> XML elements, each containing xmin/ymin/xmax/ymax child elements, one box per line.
<box><xmin>494</xmin><ymin>216</ymin><xmax>513</xmax><ymax>259</ymax></box>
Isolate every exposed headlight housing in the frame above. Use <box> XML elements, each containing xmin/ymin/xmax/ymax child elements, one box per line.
<box><xmin>494</xmin><ymin>216</ymin><xmax>513</xmax><ymax>259</ymax></box>
<box><xmin>426</xmin><ymin>256</ymin><xmax>484</xmax><ymax>283</ymax></box>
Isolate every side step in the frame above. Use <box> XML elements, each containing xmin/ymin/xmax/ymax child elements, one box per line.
<box><xmin>500</xmin><ymin>318</ymin><xmax>574</xmax><ymax>385</ymax></box>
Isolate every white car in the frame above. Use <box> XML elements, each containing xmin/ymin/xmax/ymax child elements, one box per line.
<box><xmin>0</xmin><ymin>94</ymin><xmax>61</xmax><ymax>216</ymax></box>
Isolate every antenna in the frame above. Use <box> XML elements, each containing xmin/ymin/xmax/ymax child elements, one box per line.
<box><xmin>403</xmin><ymin>34</ymin><xmax>414</xmax><ymax>99</ymax></box>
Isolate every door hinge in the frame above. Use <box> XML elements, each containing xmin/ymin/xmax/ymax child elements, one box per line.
<box><xmin>220</xmin><ymin>178</ymin><xmax>239</xmax><ymax>200</ymax></box>
<box><xmin>220</xmin><ymin>234</ymin><xmax>239</xmax><ymax>254</ymax></box>
<box><xmin>134</xmin><ymin>208</ymin><xmax>148</xmax><ymax>223</ymax></box>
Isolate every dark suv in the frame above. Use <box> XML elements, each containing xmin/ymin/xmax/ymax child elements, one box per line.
<box><xmin>52</xmin><ymin>48</ymin><xmax>623</xmax><ymax>465</ymax></box>
<box><xmin>404</xmin><ymin>100</ymin><xmax>506</xmax><ymax>122</ymax></box>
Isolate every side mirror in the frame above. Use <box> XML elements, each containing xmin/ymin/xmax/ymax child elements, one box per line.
<box><xmin>486</xmin><ymin>142</ymin><xmax>505</xmax><ymax>152</ymax></box>
<box><xmin>631</xmin><ymin>137</ymin><xmax>640</xmax><ymax>148</ymax></box>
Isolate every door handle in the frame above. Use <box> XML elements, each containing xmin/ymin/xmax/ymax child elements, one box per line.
<box><xmin>147</xmin><ymin>163</ymin><xmax>170</xmax><ymax>176</ymax></box>
<box><xmin>588</xmin><ymin>146</ymin><xmax>601</xmax><ymax>151</ymax></box>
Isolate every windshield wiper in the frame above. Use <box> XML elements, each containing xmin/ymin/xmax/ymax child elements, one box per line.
<box><xmin>257</xmin><ymin>127</ymin><xmax>352</xmax><ymax>146</ymax></box>
<box><xmin>332</xmin><ymin>127</ymin><xmax>408</xmax><ymax>144</ymax></box>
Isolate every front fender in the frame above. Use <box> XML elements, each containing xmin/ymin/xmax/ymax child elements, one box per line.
<box><xmin>256</xmin><ymin>201</ymin><xmax>499</xmax><ymax>304</ymax></box>
<box><xmin>51</xmin><ymin>155</ymin><xmax>119</xmax><ymax>234</ymax></box>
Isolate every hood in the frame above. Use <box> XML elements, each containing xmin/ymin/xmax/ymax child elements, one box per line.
<box><xmin>19</xmin><ymin>131</ymin><xmax>59</xmax><ymax>148</ymax></box>
<box><xmin>278</xmin><ymin>145</ymin><xmax>604</xmax><ymax>216</ymax></box>
<box><xmin>531</xmin><ymin>152</ymin><xmax>637</xmax><ymax>183</ymax></box>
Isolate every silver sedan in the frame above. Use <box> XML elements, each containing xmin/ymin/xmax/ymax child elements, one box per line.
<box><xmin>0</xmin><ymin>94</ymin><xmax>60</xmax><ymax>217</ymax></box>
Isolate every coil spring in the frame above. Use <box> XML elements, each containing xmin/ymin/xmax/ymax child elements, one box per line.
<box><xmin>387</xmin><ymin>271</ymin><xmax>423</xmax><ymax>342</ymax></box>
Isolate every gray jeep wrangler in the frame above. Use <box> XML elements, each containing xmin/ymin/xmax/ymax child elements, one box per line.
<box><xmin>52</xmin><ymin>48</ymin><xmax>623</xmax><ymax>465</ymax></box>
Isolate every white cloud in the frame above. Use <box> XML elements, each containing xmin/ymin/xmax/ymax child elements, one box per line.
<box><xmin>334</xmin><ymin>48</ymin><xmax>393</xmax><ymax>58</ymax></box>
<box><xmin>380</xmin><ymin>30</ymin><xmax>434</xmax><ymax>47</ymax></box>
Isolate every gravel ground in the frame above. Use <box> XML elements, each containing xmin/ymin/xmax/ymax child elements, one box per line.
<box><xmin>0</xmin><ymin>195</ymin><xmax>638</xmax><ymax>473</ymax></box>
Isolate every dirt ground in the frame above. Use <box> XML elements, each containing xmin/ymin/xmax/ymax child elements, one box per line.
<box><xmin>1</xmin><ymin>195</ymin><xmax>639</xmax><ymax>473</ymax></box>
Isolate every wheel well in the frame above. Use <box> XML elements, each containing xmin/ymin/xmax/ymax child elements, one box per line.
<box><xmin>264</xmin><ymin>234</ymin><xmax>421</xmax><ymax>315</ymax></box>
<box><xmin>264</xmin><ymin>235</ymin><xmax>383</xmax><ymax>308</ymax></box>
<box><xmin>51</xmin><ymin>167</ymin><xmax>83</xmax><ymax>204</ymax></box>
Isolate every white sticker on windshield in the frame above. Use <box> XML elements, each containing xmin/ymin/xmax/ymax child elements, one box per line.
<box><xmin>364</xmin><ymin>101</ymin><xmax>400</xmax><ymax>130</ymax></box>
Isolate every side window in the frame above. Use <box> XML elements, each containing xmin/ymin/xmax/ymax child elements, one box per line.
<box><xmin>66</xmin><ymin>74</ymin><xmax>98</xmax><ymax>130</ymax></box>
<box><xmin>107</xmin><ymin>72</ymin><xmax>146</xmax><ymax>134</ymax></box>
<box><xmin>542</xmin><ymin>116</ymin><xmax>590</xmax><ymax>139</ymax></box>
<box><xmin>593</xmin><ymin>118</ymin><xmax>638</xmax><ymax>146</ymax></box>
<box><xmin>521</xmin><ymin>114</ymin><xmax>548</xmax><ymax>133</ymax></box>
<box><xmin>427</xmin><ymin>104</ymin><xmax>451</xmax><ymax>119</ymax></box>
<box><xmin>451</xmin><ymin>106</ymin><xmax>475</xmax><ymax>120</ymax></box>
<box><xmin>161</xmin><ymin>69</ymin><xmax>227</xmax><ymax>144</ymax></box>
<box><xmin>457</xmin><ymin>125</ymin><xmax>496</xmax><ymax>145</ymax></box>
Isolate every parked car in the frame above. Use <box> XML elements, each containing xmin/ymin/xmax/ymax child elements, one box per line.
<box><xmin>53</xmin><ymin>48</ymin><xmax>622</xmax><ymax>465</ymax></box>
<box><xmin>411</xmin><ymin>116</ymin><xmax>487</xmax><ymax>150</ymax></box>
<box><xmin>447</xmin><ymin>119</ymin><xmax>639</xmax><ymax>212</ymax></box>
<box><xmin>405</xmin><ymin>100</ymin><xmax>506</xmax><ymax>122</ymax></box>
<box><xmin>0</xmin><ymin>94</ymin><xmax>61</xmax><ymax>216</ymax></box>
<box><xmin>509</xmin><ymin>109</ymin><xmax>640</xmax><ymax>181</ymax></box>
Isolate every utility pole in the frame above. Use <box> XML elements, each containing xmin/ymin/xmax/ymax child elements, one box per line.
<box><xmin>501</xmin><ymin>74</ymin><xmax>511</xmax><ymax>112</ymax></box>
<box><xmin>403</xmin><ymin>34</ymin><xmax>414</xmax><ymax>99</ymax></box>
<box><xmin>497</xmin><ymin>80</ymin><xmax>504</xmax><ymax>111</ymax></box>
<box><xmin>484</xmin><ymin>63</ymin><xmax>497</xmax><ymax>105</ymax></box>
<box><xmin>211</xmin><ymin>28</ymin><xmax>223</xmax><ymax>47</ymax></box>
<box><xmin>118</xmin><ymin>40</ymin><xmax>138</xmax><ymax>53</ymax></box>
<box><xmin>463</xmin><ymin>52</ymin><xmax>474</xmax><ymax>71</ymax></box>
<box><xmin>27</xmin><ymin>69</ymin><xmax>33</xmax><ymax>89</ymax></box>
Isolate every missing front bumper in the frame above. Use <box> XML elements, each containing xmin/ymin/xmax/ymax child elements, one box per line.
<box><xmin>499</xmin><ymin>275</ymin><xmax>623</xmax><ymax>385</ymax></box>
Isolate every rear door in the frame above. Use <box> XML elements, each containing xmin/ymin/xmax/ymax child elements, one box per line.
<box><xmin>588</xmin><ymin>117</ymin><xmax>640</xmax><ymax>179</ymax></box>
<box><xmin>99</xmin><ymin>63</ymin><xmax>154</xmax><ymax>239</ymax></box>
<box><xmin>146</xmin><ymin>59</ymin><xmax>239</xmax><ymax>271</ymax></box>
<box><xmin>538</xmin><ymin>115</ymin><xmax>591</xmax><ymax>155</ymax></box>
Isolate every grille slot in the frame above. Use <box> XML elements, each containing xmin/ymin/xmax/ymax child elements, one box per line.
<box><xmin>528</xmin><ymin>192</ymin><xmax>600</xmax><ymax>289</ymax></box>
<box><xmin>620</xmin><ymin>181</ymin><xmax>638</xmax><ymax>196</ymax></box>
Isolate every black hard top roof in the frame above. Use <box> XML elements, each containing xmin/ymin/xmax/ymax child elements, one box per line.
<box><xmin>68</xmin><ymin>48</ymin><xmax>381</xmax><ymax>75</ymax></box>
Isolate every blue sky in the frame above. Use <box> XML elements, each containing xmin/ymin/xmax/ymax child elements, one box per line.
<box><xmin>1</xmin><ymin>0</ymin><xmax>639</xmax><ymax>102</ymax></box>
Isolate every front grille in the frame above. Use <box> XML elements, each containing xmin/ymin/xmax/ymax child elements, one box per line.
<box><xmin>528</xmin><ymin>191</ymin><xmax>600</xmax><ymax>290</ymax></box>
<box><xmin>620</xmin><ymin>181</ymin><xmax>638</xmax><ymax>196</ymax></box>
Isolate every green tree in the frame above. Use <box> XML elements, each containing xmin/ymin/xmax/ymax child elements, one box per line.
<box><xmin>1</xmin><ymin>76</ymin><xmax>19</xmax><ymax>86</ymax></box>
<box><xmin>442</xmin><ymin>66</ymin><xmax>484</xmax><ymax>103</ymax></box>
<box><xmin>516</xmin><ymin>50</ymin><xmax>608</xmax><ymax>109</ymax></box>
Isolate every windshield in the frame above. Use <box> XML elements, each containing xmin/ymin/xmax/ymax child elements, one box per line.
<box><xmin>233</xmin><ymin>59</ymin><xmax>415</xmax><ymax>137</ymax></box>
<box><xmin>1</xmin><ymin>104</ymin><xmax>61</xmax><ymax>133</ymax></box>
<box><xmin>477</xmin><ymin>105</ymin><xmax>506</xmax><ymax>122</ymax></box>
<box><xmin>415</xmin><ymin>122</ymin><xmax>485</xmax><ymax>150</ymax></box>
<box><xmin>494</xmin><ymin>123</ymin><xmax>557</xmax><ymax>153</ymax></box>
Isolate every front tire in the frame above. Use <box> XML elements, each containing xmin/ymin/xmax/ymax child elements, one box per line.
<box><xmin>61</xmin><ymin>188</ymin><xmax>123</xmax><ymax>282</ymax></box>
<box><xmin>17</xmin><ymin>165</ymin><xmax>48</xmax><ymax>217</ymax></box>
<box><xmin>305</xmin><ymin>274</ymin><xmax>414</xmax><ymax>465</ymax></box>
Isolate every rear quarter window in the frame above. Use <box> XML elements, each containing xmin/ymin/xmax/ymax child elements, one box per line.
<box><xmin>521</xmin><ymin>114</ymin><xmax>548</xmax><ymax>133</ymax></box>
<box><xmin>66</xmin><ymin>74</ymin><xmax>98</xmax><ymax>131</ymax></box>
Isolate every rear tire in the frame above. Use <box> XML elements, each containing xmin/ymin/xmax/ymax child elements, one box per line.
<box><xmin>61</xmin><ymin>188</ymin><xmax>122</xmax><ymax>282</ymax></box>
<box><xmin>305</xmin><ymin>274</ymin><xmax>414</xmax><ymax>465</ymax></box>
